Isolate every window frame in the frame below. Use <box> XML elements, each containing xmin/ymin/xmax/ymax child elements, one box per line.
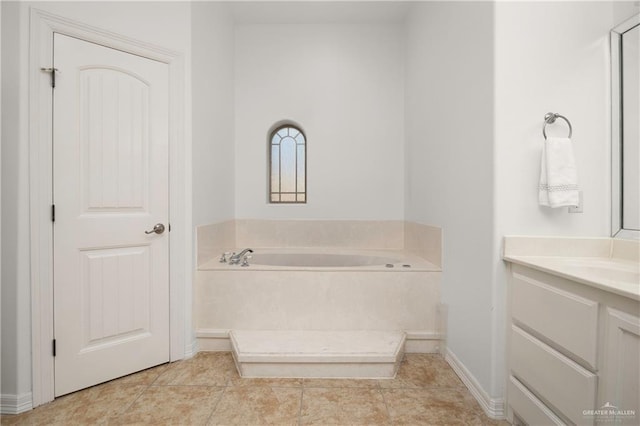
<box><xmin>268</xmin><ymin>124</ymin><xmax>307</xmax><ymax>204</ymax></box>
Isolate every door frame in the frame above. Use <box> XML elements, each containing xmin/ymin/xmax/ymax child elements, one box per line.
<box><xmin>29</xmin><ymin>8</ymin><xmax>192</xmax><ymax>407</ymax></box>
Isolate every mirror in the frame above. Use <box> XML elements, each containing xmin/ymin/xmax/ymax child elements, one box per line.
<box><xmin>612</xmin><ymin>14</ymin><xmax>640</xmax><ymax>238</ymax></box>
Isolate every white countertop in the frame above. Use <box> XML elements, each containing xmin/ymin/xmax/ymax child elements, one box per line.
<box><xmin>503</xmin><ymin>236</ymin><xmax>640</xmax><ymax>301</ymax></box>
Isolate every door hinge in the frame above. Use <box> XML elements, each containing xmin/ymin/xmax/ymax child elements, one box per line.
<box><xmin>52</xmin><ymin>339</ymin><xmax>57</xmax><ymax>357</ymax></box>
<box><xmin>51</xmin><ymin>204</ymin><xmax>55</xmax><ymax>222</ymax></box>
<box><xmin>40</xmin><ymin>67</ymin><xmax>59</xmax><ymax>88</ymax></box>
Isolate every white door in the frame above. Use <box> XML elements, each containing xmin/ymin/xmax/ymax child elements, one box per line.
<box><xmin>53</xmin><ymin>33</ymin><xmax>170</xmax><ymax>396</ymax></box>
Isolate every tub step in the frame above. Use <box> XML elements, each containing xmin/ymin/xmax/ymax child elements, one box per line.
<box><xmin>229</xmin><ymin>330</ymin><xmax>405</xmax><ymax>379</ymax></box>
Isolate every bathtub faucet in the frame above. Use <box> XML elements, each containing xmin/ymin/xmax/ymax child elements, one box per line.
<box><xmin>229</xmin><ymin>248</ymin><xmax>253</xmax><ymax>265</ymax></box>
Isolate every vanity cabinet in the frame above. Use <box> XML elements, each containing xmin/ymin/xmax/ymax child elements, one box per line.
<box><xmin>507</xmin><ymin>264</ymin><xmax>640</xmax><ymax>426</ymax></box>
<box><xmin>600</xmin><ymin>308</ymin><xmax>640</xmax><ymax>422</ymax></box>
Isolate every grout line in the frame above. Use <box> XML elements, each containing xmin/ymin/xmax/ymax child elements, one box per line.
<box><xmin>150</xmin><ymin>384</ymin><xmax>229</xmax><ymax>388</ymax></box>
<box><xmin>205</xmin><ymin>385</ymin><xmax>228</xmax><ymax>426</ymax></box>
<box><xmin>145</xmin><ymin>364</ymin><xmax>172</xmax><ymax>387</ymax></box>
<box><xmin>297</xmin><ymin>386</ymin><xmax>305</xmax><ymax>426</ymax></box>
<box><xmin>114</xmin><ymin>381</ymin><xmax>154</xmax><ymax>420</ymax></box>
<box><xmin>113</xmin><ymin>363</ymin><xmax>182</xmax><ymax>419</ymax></box>
<box><xmin>301</xmin><ymin>382</ymin><xmax>381</xmax><ymax>390</ymax></box>
<box><xmin>378</xmin><ymin>386</ymin><xmax>394</xmax><ymax>426</ymax></box>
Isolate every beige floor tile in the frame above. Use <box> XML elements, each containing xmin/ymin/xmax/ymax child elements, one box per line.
<box><xmin>484</xmin><ymin>419</ymin><xmax>511</xmax><ymax>426</ymax></box>
<box><xmin>1</xmin><ymin>351</ymin><xmax>507</xmax><ymax>426</ymax></box>
<box><xmin>113</xmin><ymin>363</ymin><xmax>170</xmax><ymax>386</ymax></box>
<box><xmin>303</xmin><ymin>378</ymin><xmax>380</xmax><ymax>389</ymax></box>
<box><xmin>208</xmin><ymin>386</ymin><xmax>301</xmax><ymax>425</ymax></box>
<box><xmin>300</xmin><ymin>388</ymin><xmax>390</xmax><ymax>425</ymax></box>
<box><xmin>379</xmin><ymin>354</ymin><xmax>464</xmax><ymax>389</ymax></box>
<box><xmin>112</xmin><ymin>385</ymin><xmax>224</xmax><ymax>425</ymax></box>
<box><xmin>0</xmin><ymin>382</ymin><xmax>146</xmax><ymax>426</ymax></box>
<box><xmin>228</xmin><ymin>376</ymin><xmax>303</xmax><ymax>388</ymax></box>
<box><xmin>382</xmin><ymin>388</ymin><xmax>486</xmax><ymax>425</ymax></box>
<box><xmin>1</xmin><ymin>410</ymin><xmax>41</xmax><ymax>425</ymax></box>
<box><xmin>155</xmin><ymin>352</ymin><xmax>236</xmax><ymax>387</ymax></box>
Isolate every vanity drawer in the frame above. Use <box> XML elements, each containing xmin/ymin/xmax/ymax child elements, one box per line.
<box><xmin>508</xmin><ymin>375</ymin><xmax>566</xmax><ymax>426</ymax></box>
<box><xmin>511</xmin><ymin>325</ymin><xmax>597</xmax><ymax>425</ymax></box>
<box><xmin>511</xmin><ymin>268</ymin><xmax>598</xmax><ymax>369</ymax></box>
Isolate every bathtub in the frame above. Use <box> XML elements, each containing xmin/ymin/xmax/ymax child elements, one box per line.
<box><xmin>206</xmin><ymin>248</ymin><xmax>435</xmax><ymax>271</ymax></box>
<box><xmin>251</xmin><ymin>252</ymin><xmax>401</xmax><ymax>268</ymax></box>
<box><xmin>195</xmin><ymin>248</ymin><xmax>442</xmax><ymax>353</ymax></box>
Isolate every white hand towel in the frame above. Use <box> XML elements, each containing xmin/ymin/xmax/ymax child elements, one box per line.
<box><xmin>539</xmin><ymin>137</ymin><xmax>579</xmax><ymax>208</ymax></box>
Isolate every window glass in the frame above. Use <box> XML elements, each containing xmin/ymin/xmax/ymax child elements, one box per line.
<box><xmin>269</xmin><ymin>125</ymin><xmax>306</xmax><ymax>203</ymax></box>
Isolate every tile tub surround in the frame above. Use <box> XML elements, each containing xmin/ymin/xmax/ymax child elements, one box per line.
<box><xmin>405</xmin><ymin>221</ymin><xmax>443</xmax><ymax>267</ymax></box>
<box><xmin>235</xmin><ymin>219</ymin><xmax>405</xmax><ymax>250</ymax></box>
<box><xmin>195</xmin><ymin>265</ymin><xmax>441</xmax><ymax>353</ymax></box>
<box><xmin>503</xmin><ymin>236</ymin><xmax>640</xmax><ymax>300</ymax></box>
<box><xmin>196</xmin><ymin>220</ymin><xmax>235</xmax><ymax>267</ymax></box>
<box><xmin>0</xmin><ymin>352</ymin><xmax>506</xmax><ymax>425</ymax></box>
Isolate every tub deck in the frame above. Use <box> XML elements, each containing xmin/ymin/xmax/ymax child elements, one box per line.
<box><xmin>199</xmin><ymin>248</ymin><xmax>441</xmax><ymax>272</ymax></box>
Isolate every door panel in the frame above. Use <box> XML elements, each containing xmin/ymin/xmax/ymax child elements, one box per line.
<box><xmin>81</xmin><ymin>246</ymin><xmax>150</xmax><ymax>349</ymax></box>
<box><xmin>53</xmin><ymin>33</ymin><xmax>169</xmax><ymax>396</ymax></box>
<box><xmin>81</xmin><ymin>67</ymin><xmax>149</xmax><ymax>212</ymax></box>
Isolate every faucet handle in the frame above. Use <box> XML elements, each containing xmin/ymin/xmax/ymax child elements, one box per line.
<box><xmin>219</xmin><ymin>252</ymin><xmax>232</xmax><ymax>263</ymax></box>
<box><xmin>241</xmin><ymin>255</ymin><xmax>252</xmax><ymax>267</ymax></box>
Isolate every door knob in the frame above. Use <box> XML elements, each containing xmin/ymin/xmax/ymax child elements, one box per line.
<box><xmin>145</xmin><ymin>223</ymin><xmax>165</xmax><ymax>235</ymax></box>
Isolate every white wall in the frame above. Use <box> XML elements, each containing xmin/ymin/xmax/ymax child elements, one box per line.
<box><xmin>0</xmin><ymin>0</ymin><xmax>3</xmax><ymax>400</ymax></box>
<box><xmin>0</xmin><ymin>0</ymin><xmax>191</xmax><ymax>408</ymax></box>
<box><xmin>406</xmin><ymin>2</ymin><xmax>640</xmax><ymax>410</ymax></box>
<box><xmin>494</xmin><ymin>1</ymin><xmax>636</xmax><ymax>239</ymax></box>
<box><xmin>404</xmin><ymin>0</ymin><xmax>497</xmax><ymax>399</ymax></box>
<box><xmin>1</xmin><ymin>0</ymin><xmax>32</xmax><ymax>404</ymax></box>
<box><xmin>192</xmin><ymin>2</ymin><xmax>235</xmax><ymax>226</ymax></box>
<box><xmin>234</xmin><ymin>23</ymin><xmax>405</xmax><ymax>220</ymax></box>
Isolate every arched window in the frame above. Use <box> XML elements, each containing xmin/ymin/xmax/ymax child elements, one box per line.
<box><xmin>269</xmin><ymin>124</ymin><xmax>306</xmax><ymax>203</ymax></box>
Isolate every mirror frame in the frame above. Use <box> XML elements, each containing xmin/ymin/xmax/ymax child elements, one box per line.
<box><xmin>611</xmin><ymin>14</ymin><xmax>640</xmax><ymax>239</ymax></box>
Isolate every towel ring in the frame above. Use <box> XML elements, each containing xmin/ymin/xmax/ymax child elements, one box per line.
<box><xmin>542</xmin><ymin>112</ymin><xmax>572</xmax><ymax>139</ymax></box>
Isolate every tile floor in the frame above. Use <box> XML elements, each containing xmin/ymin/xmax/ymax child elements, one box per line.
<box><xmin>1</xmin><ymin>352</ymin><xmax>507</xmax><ymax>425</ymax></box>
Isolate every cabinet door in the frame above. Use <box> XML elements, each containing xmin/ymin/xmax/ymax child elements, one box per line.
<box><xmin>511</xmin><ymin>325</ymin><xmax>597</xmax><ymax>425</ymax></box>
<box><xmin>511</xmin><ymin>269</ymin><xmax>598</xmax><ymax>369</ymax></box>
<box><xmin>508</xmin><ymin>376</ymin><xmax>566</xmax><ymax>425</ymax></box>
<box><xmin>600</xmin><ymin>308</ymin><xmax>640</xmax><ymax>424</ymax></box>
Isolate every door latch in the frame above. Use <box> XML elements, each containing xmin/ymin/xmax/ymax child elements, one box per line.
<box><xmin>40</xmin><ymin>67</ymin><xmax>60</xmax><ymax>88</ymax></box>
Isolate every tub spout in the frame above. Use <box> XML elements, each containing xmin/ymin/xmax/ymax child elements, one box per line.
<box><xmin>229</xmin><ymin>248</ymin><xmax>253</xmax><ymax>265</ymax></box>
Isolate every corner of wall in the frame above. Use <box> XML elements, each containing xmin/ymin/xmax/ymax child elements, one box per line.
<box><xmin>0</xmin><ymin>393</ymin><xmax>32</xmax><ymax>415</ymax></box>
<box><xmin>196</xmin><ymin>220</ymin><xmax>237</xmax><ymax>267</ymax></box>
<box><xmin>446</xmin><ymin>348</ymin><xmax>506</xmax><ymax>420</ymax></box>
<box><xmin>404</xmin><ymin>221</ymin><xmax>442</xmax><ymax>267</ymax></box>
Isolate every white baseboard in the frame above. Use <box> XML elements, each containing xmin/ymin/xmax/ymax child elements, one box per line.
<box><xmin>405</xmin><ymin>330</ymin><xmax>441</xmax><ymax>353</ymax></box>
<box><xmin>196</xmin><ymin>329</ymin><xmax>232</xmax><ymax>351</ymax></box>
<box><xmin>1</xmin><ymin>393</ymin><xmax>33</xmax><ymax>415</ymax></box>
<box><xmin>445</xmin><ymin>348</ymin><xmax>505</xmax><ymax>420</ymax></box>
<box><xmin>196</xmin><ymin>329</ymin><xmax>442</xmax><ymax>354</ymax></box>
<box><xmin>183</xmin><ymin>338</ymin><xmax>198</xmax><ymax>359</ymax></box>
